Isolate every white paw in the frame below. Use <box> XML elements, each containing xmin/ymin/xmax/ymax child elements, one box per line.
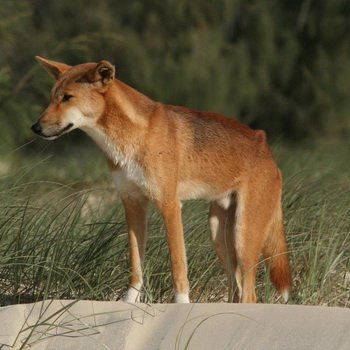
<box><xmin>175</xmin><ymin>293</ymin><xmax>190</xmax><ymax>303</ymax></box>
<box><xmin>123</xmin><ymin>283</ymin><xmax>142</xmax><ymax>303</ymax></box>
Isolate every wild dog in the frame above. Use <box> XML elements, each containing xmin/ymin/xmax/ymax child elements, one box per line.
<box><xmin>31</xmin><ymin>56</ymin><xmax>292</xmax><ymax>303</ymax></box>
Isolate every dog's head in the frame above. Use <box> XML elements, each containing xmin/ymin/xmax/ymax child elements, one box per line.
<box><xmin>31</xmin><ymin>56</ymin><xmax>115</xmax><ymax>139</ymax></box>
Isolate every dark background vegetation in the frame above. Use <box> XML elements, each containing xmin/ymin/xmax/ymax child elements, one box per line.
<box><xmin>1</xmin><ymin>0</ymin><xmax>350</xmax><ymax>150</ymax></box>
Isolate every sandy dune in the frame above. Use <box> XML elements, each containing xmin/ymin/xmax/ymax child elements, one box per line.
<box><xmin>0</xmin><ymin>300</ymin><xmax>349</xmax><ymax>349</ymax></box>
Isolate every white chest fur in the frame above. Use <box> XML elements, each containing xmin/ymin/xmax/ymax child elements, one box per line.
<box><xmin>82</xmin><ymin>126</ymin><xmax>148</xmax><ymax>192</ymax></box>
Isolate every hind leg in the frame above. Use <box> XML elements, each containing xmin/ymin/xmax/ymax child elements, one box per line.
<box><xmin>208</xmin><ymin>194</ymin><xmax>240</xmax><ymax>302</ymax></box>
<box><xmin>234</xmin><ymin>182</ymin><xmax>281</xmax><ymax>303</ymax></box>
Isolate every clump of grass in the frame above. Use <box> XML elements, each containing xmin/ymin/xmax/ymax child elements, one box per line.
<box><xmin>282</xmin><ymin>174</ymin><xmax>350</xmax><ymax>306</ymax></box>
<box><xmin>0</xmin><ymin>141</ymin><xmax>349</xmax><ymax>307</ymax></box>
<box><xmin>0</xmin><ymin>169</ymin><xmax>129</xmax><ymax>305</ymax></box>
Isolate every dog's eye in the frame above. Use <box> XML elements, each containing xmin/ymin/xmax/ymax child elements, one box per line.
<box><xmin>62</xmin><ymin>94</ymin><xmax>73</xmax><ymax>102</ymax></box>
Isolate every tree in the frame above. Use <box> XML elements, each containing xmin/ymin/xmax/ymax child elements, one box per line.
<box><xmin>1</xmin><ymin>0</ymin><xmax>350</xmax><ymax>149</ymax></box>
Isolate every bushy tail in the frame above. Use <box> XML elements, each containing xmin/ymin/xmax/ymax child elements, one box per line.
<box><xmin>263</xmin><ymin>207</ymin><xmax>293</xmax><ymax>300</ymax></box>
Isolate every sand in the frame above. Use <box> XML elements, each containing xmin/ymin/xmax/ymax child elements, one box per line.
<box><xmin>0</xmin><ymin>300</ymin><xmax>349</xmax><ymax>349</ymax></box>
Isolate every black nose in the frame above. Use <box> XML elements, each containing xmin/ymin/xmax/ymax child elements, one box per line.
<box><xmin>31</xmin><ymin>122</ymin><xmax>42</xmax><ymax>135</ymax></box>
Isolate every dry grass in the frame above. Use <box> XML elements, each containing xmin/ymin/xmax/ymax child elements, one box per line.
<box><xmin>0</xmin><ymin>140</ymin><xmax>349</xmax><ymax>307</ymax></box>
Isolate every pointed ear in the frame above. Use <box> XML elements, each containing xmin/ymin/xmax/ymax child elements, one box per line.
<box><xmin>85</xmin><ymin>60</ymin><xmax>115</xmax><ymax>85</ymax></box>
<box><xmin>35</xmin><ymin>56</ymin><xmax>71</xmax><ymax>80</ymax></box>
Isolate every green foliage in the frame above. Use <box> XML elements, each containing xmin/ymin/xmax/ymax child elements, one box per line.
<box><xmin>1</xmin><ymin>0</ymin><xmax>350</xmax><ymax>147</ymax></box>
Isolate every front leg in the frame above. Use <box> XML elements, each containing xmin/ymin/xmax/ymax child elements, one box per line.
<box><xmin>158</xmin><ymin>198</ymin><xmax>190</xmax><ymax>303</ymax></box>
<box><xmin>122</xmin><ymin>195</ymin><xmax>149</xmax><ymax>302</ymax></box>
<box><xmin>109</xmin><ymin>162</ymin><xmax>149</xmax><ymax>303</ymax></box>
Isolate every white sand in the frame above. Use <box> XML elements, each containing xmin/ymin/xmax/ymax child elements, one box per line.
<box><xmin>0</xmin><ymin>300</ymin><xmax>349</xmax><ymax>349</ymax></box>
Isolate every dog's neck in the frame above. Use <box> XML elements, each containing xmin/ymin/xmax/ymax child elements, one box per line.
<box><xmin>82</xmin><ymin>124</ymin><xmax>134</xmax><ymax>166</ymax></box>
<box><xmin>81</xmin><ymin>80</ymin><xmax>154</xmax><ymax>167</ymax></box>
<box><xmin>108</xmin><ymin>80</ymin><xmax>154</xmax><ymax>128</ymax></box>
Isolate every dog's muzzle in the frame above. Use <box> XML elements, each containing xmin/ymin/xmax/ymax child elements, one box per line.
<box><xmin>31</xmin><ymin>121</ymin><xmax>74</xmax><ymax>139</ymax></box>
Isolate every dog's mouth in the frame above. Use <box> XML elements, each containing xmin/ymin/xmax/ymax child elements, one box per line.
<box><xmin>32</xmin><ymin>122</ymin><xmax>74</xmax><ymax>139</ymax></box>
<box><xmin>50</xmin><ymin>123</ymin><xmax>74</xmax><ymax>138</ymax></box>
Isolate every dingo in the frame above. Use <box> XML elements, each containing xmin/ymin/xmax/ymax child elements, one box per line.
<box><xmin>32</xmin><ymin>57</ymin><xmax>292</xmax><ymax>303</ymax></box>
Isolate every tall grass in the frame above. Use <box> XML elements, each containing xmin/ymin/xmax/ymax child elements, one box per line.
<box><xmin>0</xmin><ymin>141</ymin><xmax>349</xmax><ymax>307</ymax></box>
